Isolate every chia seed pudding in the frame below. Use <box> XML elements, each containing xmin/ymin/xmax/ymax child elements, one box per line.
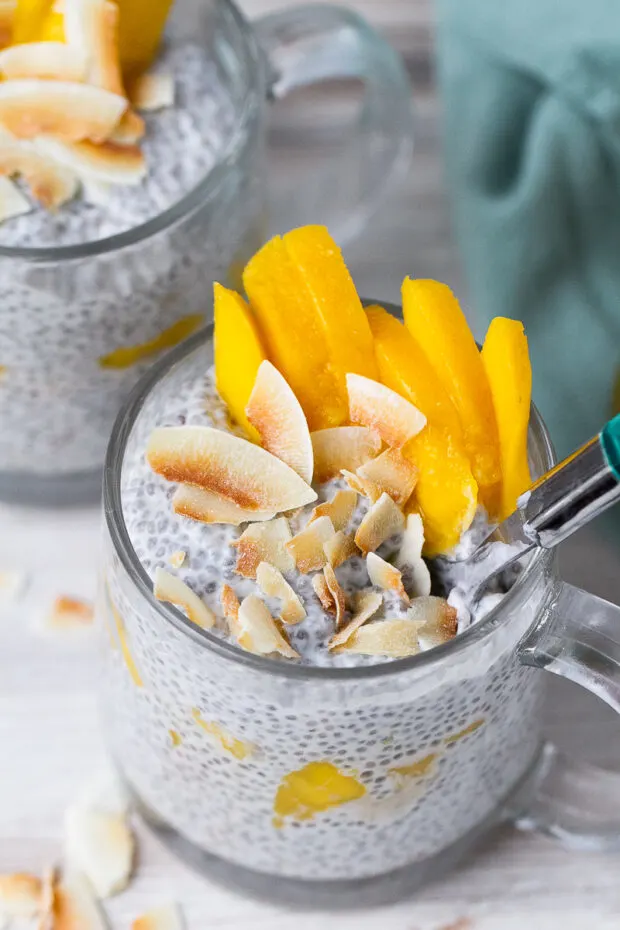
<box><xmin>99</xmin><ymin>333</ymin><xmax>549</xmax><ymax>892</ymax></box>
<box><xmin>0</xmin><ymin>11</ymin><xmax>265</xmax><ymax>500</ymax></box>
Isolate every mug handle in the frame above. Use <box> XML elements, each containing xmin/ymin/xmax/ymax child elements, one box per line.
<box><xmin>507</xmin><ymin>579</ymin><xmax>620</xmax><ymax>849</ymax></box>
<box><xmin>254</xmin><ymin>4</ymin><xmax>413</xmax><ymax>244</ymax></box>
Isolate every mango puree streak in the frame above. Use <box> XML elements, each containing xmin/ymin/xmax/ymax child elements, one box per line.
<box><xmin>273</xmin><ymin>761</ymin><xmax>366</xmax><ymax>826</ymax></box>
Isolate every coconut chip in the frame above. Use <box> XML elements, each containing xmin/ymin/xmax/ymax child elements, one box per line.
<box><xmin>168</xmin><ymin>550</ymin><xmax>186</xmax><ymax>569</ymax></box>
<box><xmin>354</xmin><ymin>492</ymin><xmax>405</xmax><ymax>555</ymax></box>
<box><xmin>256</xmin><ymin>561</ymin><xmax>305</xmax><ymax>624</ymax></box>
<box><xmin>408</xmin><ymin>596</ymin><xmax>458</xmax><ymax>650</ymax></box>
<box><xmin>334</xmin><ymin>618</ymin><xmax>420</xmax><ymax>657</ymax></box>
<box><xmin>323</xmin><ymin>563</ymin><xmax>346</xmax><ymax>628</ymax></box>
<box><xmin>346</xmin><ymin>373</ymin><xmax>426</xmax><ymax>448</ymax></box>
<box><xmin>0</xmin><ymin>175</ymin><xmax>31</xmax><ymax>222</ymax></box>
<box><xmin>0</xmin><ymin>79</ymin><xmax>127</xmax><ymax>143</ymax></box>
<box><xmin>0</xmin><ymin>41</ymin><xmax>87</xmax><ymax>81</ymax></box>
<box><xmin>366</xmin><ymin>552</ymin><xmax>410</xmax><ymax>604</ymax></box>
<box><xmin>154</xmin><ymin>568</ymin><xmax>216</xmax><ymax>629</ymax></box>
<box><xmin>35</xmin><ymin>136</ymin><xmax>146</xmax><ymax>185</ymax></box>
<box><xmin>312</xmin><ymin>572</ymin><xmax>335</xmax><ymax>614</ymax></box>
<box><xmin>246</xmin><ymin>360</ymin><xmax>313</xmax><ymax>484</ymax></box>
<box><xmin>0</xmin><ymin>135</ymin><xmax>78</xmax><ymax>208</ymax></box>
<box><xmin>328</xmin><ymin>590</ymin><xmax>382</xmax><ymax>649</ymax></box>
<box><xmin>285</xmin><ymin>515</ymin><xmax>335</xmax><ymax>573</ymax></box>
<box><xmin>356</xmin><ymin>447</ymin><xmax>418</xmax><ymax>506</ymax></box>
<box><xmin>308</xmin><ymin>488</ymin><xmax>357</xmax><ymax>532</ymax></box>
<box><xmin>173</xmin><ymin>484</ymin><xmax>274</xmax><ymax>526</ymax></box>
<box><xmin>395</xmin><ymin>513</ymin><xmax>431</xmax><ymax>597</ymax></box>
<box><xmin>37</xmin><ymin>866</ymin><xmax>56</xmax><ymax>930</ymax></box>
<box><xmin>0</xmin><ymin>873</ymin><xmax>42</xmax><ymax>918</ymax></box>
<box><xmin>220</xmin><ymin>584</ymin><xmax>240</xmax><ymax>637</ymax></box>
<box><xmin>323</xmin><ymin>530</ymin><xmax>358</xmax><ymax>568</ymax></box>
<box><xmin>129</xmin><ymin>69</ymin><xmax>174</xmax><ymax>111</ymax></box>
<box><xmin>146</xmin><ymin>426</ymin><xmax>316</xmax><ymax>513</ymax></box>
<box><xmin>131</xmin><ymin>903</ymin><xmax>184</xmax><ymax>930</ymax></box>
<box><xmin>64</xmin><ymin>802</ymin><xmax>134</xmax><ymax>899</ymax></box>
<box><xmin>52</xmin><ymin>869</ymin><xmax>110</xmax><ymax>930</ymax></box>
<box><xmin>310</xmin><ymin>426</ymin><xmax>381</xmax><ymax>482</ymax></box>
<box><xmin>234</xmin><ymin>594</ymin><xmax>299</xmax><ymax>658</ymax></box>
<box><xmin>64</xmin><ymin>0</ymin><xmax>123</xmax><ymax>95</ymax></box>
<box><xmin>231</xmin><ymin>517</ymin><xmax>293</xmax><ymax>579</ymax></box>
<box><xmin>46</xmin><ymin>595</ymin><xmax>94</xmax><ymax>630</ymax></box>
<box><xmin>109</xmin><ymin>108</ymin><xmax>145</xmax><ymax>144</ymax></box>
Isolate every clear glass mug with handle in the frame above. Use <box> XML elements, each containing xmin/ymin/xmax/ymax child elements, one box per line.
<box><xmin>98</xmin><ymin>316</ymin><xmax>620</xmax><ymax>908</ymax></box>
<box><xmin>0</xmin><ymin>0</ymin><xmax>412</xmax><ymax>507</ymax></box>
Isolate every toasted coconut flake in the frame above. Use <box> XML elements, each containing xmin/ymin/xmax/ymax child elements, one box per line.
<box><xmin>64</xmin><ymin>803</ymin><xmax>134</xmax><ymax>899</ymax></box>
<box><xmin>256</xmin><ymin>561</ymin><xmax>305</xmax><ymax>624</ymax></box>
<box><xmin>64</xmin><ymin>0</ymin><xmax>123</xmax><ymax>95</ymax></box>
<box><xmin>231</xmin><ymin>518</ymin><xmax>293</xmax><ymax>579</ymax></box>
<box><xmin>309</xmin><ymin>488</ymin><xmax>357</xmax><ymax>531</ymax></box>
<box><xmin>0</xmin><ymin>175</ymin><xmax>30</xmax><ymax>222</ymax></box>
<box><xmin>329</xmin><ymin>590</ymin><xmax>383</xmax><ymax>649</ymax></box>
<box><xmin>220</xmin><ymin>584</ymin><xmax>240</xmax><ymax>624</ymax></box>
<box><xmin>356</xmin><ymin>447</ymin><xmax>418</xmax><ymax>506</ymax></box>
<box><xmin>35</xmin><ymin>136</ymin><xmax>146</xmax><ymax>184</ymax></box>
<box><xmin>366</xmin><ymin>552</ymin><xmax>409</xmax><ymax>604</ymax></box>
<box><xmin>408</xmin><ymin>596</ymin><xmax>458</xmax><ymax>650</ymax></box>
<box><xmin>0</xmin><ymin>873</ymin><xmax>42</xmax><ymax>917</ymax></box>
<box><xmin>131</xmin><ymin>903</ymin><xmax>184</xmax><ymax>930</ymax></box>
<box><xmin>341</xmin><ymin>468</ymin><xmax>368</xmax><ymax>496</ymax></box>
<box><xmin>46</xmin><ymin>595</ymin><xmax>94</xmax><ymax>630</ymax></box>
<box><xmin>168</xmin><ymin>550</ymin><xmax>186</xmax><ymax>569</ymax></box>
<box><xmin>147</xmin><ymin>426</ymin><xmax>316</xmax><ymax>512</ymax></box>
<box><xmin>109</xmin><ymin>108</ymin><xmax>144</xmax><ymax>144</ymax></box>
<box><xmin>235</xmin><ymin>594</ymin><xmax>299</xmax><ymax>658</ymax></box>
<box><xmin>323</xmin><ymin>563</ymin><xmax>346</xmax><ymax>628</ymax></box>
<box><xmin>37</xmin><ymin>866</ymin><xmax>55</xmax><ymax>930</ymax></box>
<box><xmin>0</xmin><ymin>568</ymin><xmax>27</xmax><ymax>604</ymax></box>
<box><xmin>81</xmin><ymin>177</ymin><xmax>111</xmax><ymax>205</ymax></box>
<box><xmin>334</xmin><ymin>618</ymin><xmax>420</xmax><ymax>657</ymax></box>
<box><xmin>395</xmin><ymin>513</ymin><xmax>431</xmax><ymax>597</ymax></box>
<box><xmin>323</xmin><ymin>530</ymin><xmax>358</xmax><ymax>568</ymax></box>
<box><xmin>154</xmin><ymin>568</ymin><xmax>215</xmax><ymax>629</ymax></box>
<box><xmin>346</xmin><ymin>373</ymin><xmax>426</xmax><ymax>448</ymax></box>
<box><xmin>76</xmin><ymin>766</ymin><xmax>129</xmax><ymax>817</ymax></box>
<box><xmin>312</xmin><ymin>572</ymin><xmax>335</xmax><ymax>614</ymax></box>
<box><xmin>53</xmin><ymin>869</ymin><xmax>110</xmax><ymax>930</ymax></box>
<box><xmin>286</xmin><ymin>515</ymin><xmax>335</xmax><ymax>573</ymax></box>
<box><xmin>173</xmin><ymin>484</ymin><xmax>274</xmax><ymax>526</ymax></box>
<box><xmin>129</xmin><ymin>69</ymin><xmax>174</xmax><ymax>111</ymax></box>
<box><xmin>0</xmin><ymin>41</ymin><xmax>87</xmax><ymax>81</ymax></box>
<box><xmin>0</xmin><ymin>80</ymin><xmax>127</xmax><ymax>143</ymax></box>
<box><xmin>246</xmin><ymin>361</ymin><xmax>313</xmax><ymax>484</ymax></box>
<box><xmin>311</xmin><ymin>426</ymin><xmax>381</xmax><ymax>482</ymax></box>
<box><xmin>0</xmin><ymin>136</ymin><xmax>78</xmax><ymax>208</ymax></box>
<box><xmin>354</xmin><ymin>492</ymin><xmax>405</xmax><ymax>554</ymax></box>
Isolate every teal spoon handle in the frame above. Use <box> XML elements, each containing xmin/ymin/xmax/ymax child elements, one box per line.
<box><xmin>601</xmin><ymin>413</ymin><xmax>620</xmax><ymax>480</ymax></box>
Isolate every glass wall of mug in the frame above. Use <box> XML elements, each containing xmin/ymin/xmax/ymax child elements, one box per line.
<box><xmin>98</xmin><ymin>329</ymin><xmax>555</xmax><ymax>907</ymax></box>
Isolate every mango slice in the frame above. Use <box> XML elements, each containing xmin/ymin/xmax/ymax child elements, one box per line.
<box><xmin>35</xmin><ymin>0</ymin><xmax>64</xmax><ymax>42</ymax></box>
<box><xmin>273</xmin><ymin>761</ymin><xmax>365</xmax><ymax>825</ymax></box>
<box><xmin>12</xmin><ymin>0</ymin><xmax>52</xmax><ymax>44</ymax></box>
<box><xmin>404</xmin><ymin>425</ymin><xmax>478</xmax><ymax>557</ymax></box>
<box><xmin>98</xmin><ymin>314</ymin><xmax>203</xmax><ymax>370</ymax></box>
<box><xmin>402</xmin><ymin>278</ymin><xmax>501</xmax><ymax>515</ymax></box>
<box><xmin>481</xmin><ymin>317</ymin><xmax>532</xmax><ymax>519</ymax></box>
<box><xmin>243</xmin><ymin>226</ymin><xmax>378</xmax><ymax>431</ymax></box>
<box><xmin>214</xmin><ymin>282</ymin><xmax>265</xmax><ymax>442</ymax></box>
<box><xmin>116</xmin><ymin>0</ymin><xmax>174</xmax><ymax>78</ymax></box>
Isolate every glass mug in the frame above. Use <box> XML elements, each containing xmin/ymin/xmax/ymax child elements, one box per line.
<box><xmin>0</xmin><ymin>0</ymin><xmax>412</xmax><ymax>506</ymax></box>
<box><xmin>99</xmin><ymin>314</ymin><xmax>620</xmax><ymax>908</ymax></box>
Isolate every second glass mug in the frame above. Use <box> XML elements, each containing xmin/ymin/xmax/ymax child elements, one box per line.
<box><xmin>99</xmin><ymin>318</ymin><xmax>620</xmax><ymax>908</ymax></box>
<box><xmin>0</xmin><ymin>0</ymin><xmax>412</xmax><ymax>506</ymax></box>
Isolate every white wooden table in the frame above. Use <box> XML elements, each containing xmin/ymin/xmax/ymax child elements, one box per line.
<box><xmin>2</xmin><ymin>1</ymin><xmax>620</xmax><ymax>927</ymax></box>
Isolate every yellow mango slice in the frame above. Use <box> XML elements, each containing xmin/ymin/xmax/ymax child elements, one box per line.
<box><xmin>214</xmin><ymin>282</ymin><xmax>265</xmax><ymax>442</ymax></box>
<box><xmin>273</xmin><ymin>761</ymin><xmax>365</xmax><ymax>825</ymax></box>
<box><xmin>36</xmin><ymin>1</ymin><xmax>65</xmax><ymax>42</ymax></box>
<box><xmin>481</xmin><ymin>317</ymin><xmax>532</xmax><ymax>519</ymax></box>
<box><xmin>116</xmin><ymin>0</ymin><xmax>174</xmax><ymax>77</ymax></box>
<box><xmin>402</xmin><ymin>278</ymin><xmax>501</xmax><ymax>514</ymax></box>
<box><xmin>98</xmin><ymin>314</ymin><xmax>203</xmax><ymax>369</ymax></box>
<box><xmin>404</xmin><ymin>424</ymin><xmax>478</xmax><ymax>557</ymax></box>
<box><xmin>243</xmin><ymin>226</ymin><xmax>378</xmax><ymax>431</ymax></box>
<box><xmin>12</xmin><ymin>0</ymin><xmax>52</xmax><ymax>44</ymax></box>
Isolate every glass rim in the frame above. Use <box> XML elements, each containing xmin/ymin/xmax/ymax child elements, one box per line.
<box><xmin>103</xmin><ymin>306</ymin><xmax>557</xmax><ymax>682</ymax></box>
<box><xmin>0</xmin><ymin>0</ymin><xmax>263</xmax><ymax>264</ymax></box>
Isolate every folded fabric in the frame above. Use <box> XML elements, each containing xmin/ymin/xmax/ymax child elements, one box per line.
<box><xmin>436</xmin><ymin>0</ymin><xmax>620</xmax><ymax>477</ymax></box>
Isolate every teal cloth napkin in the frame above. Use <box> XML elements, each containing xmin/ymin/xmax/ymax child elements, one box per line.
<box><xmin>436</xmin><ymin>1</ymin><xmax>620</xmax><ymax>467</ymax></box>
